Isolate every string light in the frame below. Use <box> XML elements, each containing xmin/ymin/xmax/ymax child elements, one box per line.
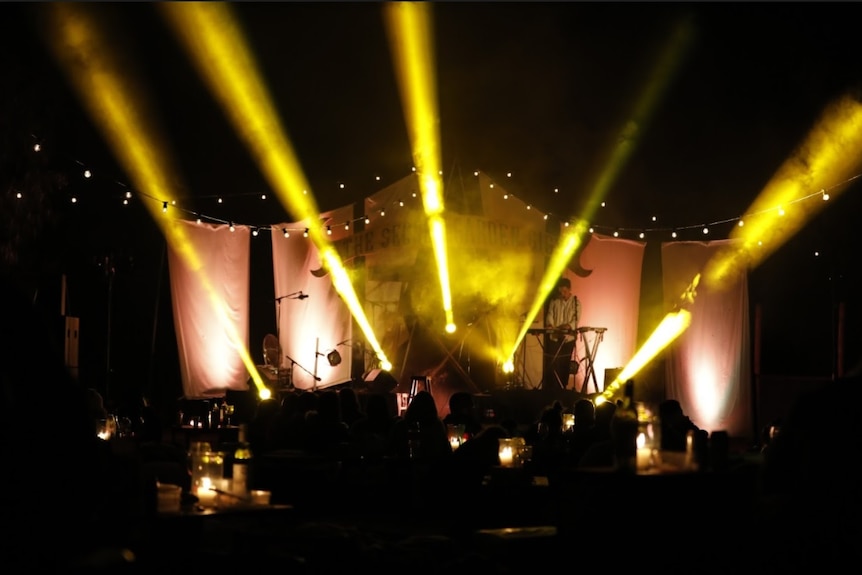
<box><xmin>19</xmin><ymin>137</ymin><xmax>862</xmax><ymax>243</ymax></box>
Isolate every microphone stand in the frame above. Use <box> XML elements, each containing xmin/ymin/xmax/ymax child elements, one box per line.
<box><xmin>285</xmin><ymin>354</ymin><xmax>319</xmax><ymax>390</ymax></box>
<box><xmin>273</xmin><ymin>291</ymin><xmax>309</xmax><ymax>389</ymax></box>
<box><xmin>313</xmin><ymin>337</ymin><xmax>320</xmax><ymax>392</ymax></box>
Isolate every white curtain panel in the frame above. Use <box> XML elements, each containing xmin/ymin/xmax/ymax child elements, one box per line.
<box><xmin>570</xmin><ymin>234</ymin><xmax>646</xmax><ymax>393</ymax></box>
<box><xmin>662</xmin><ymin>239</ymin><xmax>752</xmax><ymax>437</ymax></box>
<box><xmin>271</xmin><ymin>205</ymin><xmax>355</xmax><ymax>390</ymax></box>
<box><xmin>167</xmin><ymin>220</ymin><xmax>251</xmax><ymax>399</ymax></box>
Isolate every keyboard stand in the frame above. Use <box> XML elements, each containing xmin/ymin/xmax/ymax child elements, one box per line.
<box><xmin>578</xmin><ymin>327</ymin><xmax>607</xmax><ymax>394</ymax></box>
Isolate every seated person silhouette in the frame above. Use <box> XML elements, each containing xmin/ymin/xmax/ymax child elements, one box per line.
<box><xmin>658</xmin><ymin>399</ymin><xmax>699</xmax><ymax>451</ymax></box>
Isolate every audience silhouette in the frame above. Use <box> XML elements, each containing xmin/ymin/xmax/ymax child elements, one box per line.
<box><xmin>348</xmin><ymin>391</ymin><xmax>397</xmax><ymax>459</ymax></box>
<box><xmin>390</xmin><ymin>390</ymin><xmax>452</xmax><ymax>462</ymax></box>
<box><xmin>658</xmin><ymin>398</ymin><xmax>700</xmax><ymax>451</ymax></box>
<box><xmin>303</xmin><ymin>389</ymin><xmax>351</xmax><ymax>456</ymax></box>
<box><xmin>338</xmin><ymin>387</ymin><xmax>365</xmax><ymax>429</ymax></box>
<box><xmin>566</xmin><ymin>397</ymin><xmax>598</xmax><ymax>466</ymax></box>
<box><xmin>753</xmin><ymin>375</ymin><xmax>862</xmax><ymax>571</ymax></box>
<box><xmin>0</xmin><ymin>277</ymin><xmax>143</xmax><ymax>572</ymax></box>
<box><xmin>442</xmin><ymin>391</ymin><xmax>483</xmax><ymax>440</ymax></box>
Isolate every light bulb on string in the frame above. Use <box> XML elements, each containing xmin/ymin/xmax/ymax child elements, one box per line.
<box><xmin>282</xmin><ymin>228</ymin><xmax>290</xmax><ymax>238</ymax></box>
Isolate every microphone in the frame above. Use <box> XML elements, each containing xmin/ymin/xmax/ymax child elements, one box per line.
<box><xmin>298</xmin><ymin>292</ymin><xmax>309</xmax><ymax>300</ymax></box>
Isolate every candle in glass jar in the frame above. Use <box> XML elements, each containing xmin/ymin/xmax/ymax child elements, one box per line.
<box><xmin>197</xmin><ymin>477</ymin><xmax>217</xmax><ymax>506</ymax></box>
<box><xmin>499</xmin><ymin>446</ymin><xmax>514</xmax><ymax>467</ymax></box>
<box><xmin>636</xmin><ymin>432</ymin><xmax>651</xmax><ymax>471</ymax></box>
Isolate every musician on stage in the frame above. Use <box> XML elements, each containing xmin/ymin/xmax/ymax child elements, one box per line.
<box><xmin>545</xmin><ymin>277</ymin><xmax>581</xmax><ymax>389</ymax></box>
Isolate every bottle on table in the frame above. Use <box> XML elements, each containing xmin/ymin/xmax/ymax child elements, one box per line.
<box><xmin>613</xmin><ymin>379</ymin><xmax>639</xmax><ymax>473</ymax></box>
<box><xmin>232</xmin><ymin>424</ymin><xmax>253</xmax><ymax>497</ymax></box>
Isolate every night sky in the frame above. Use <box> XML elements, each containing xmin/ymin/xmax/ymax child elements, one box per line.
<box><xmin>2</xmin><ymin>3</ymin><xmax>860</xmax><ymax>406</ymax></box>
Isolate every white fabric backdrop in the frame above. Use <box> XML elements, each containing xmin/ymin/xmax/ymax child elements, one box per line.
<box><xmin>163</xmin><ymin>192</ymin><xmax>752</xmax><ymax>440</ymax></box>
<box><xmin>167</xmin><ymin>220</ymin><xmax>251</xmax><ymax>399</ymax></box>
<box><xmin>662</xmin><ymin>239</ymin><xmax>752</xmax><ymax>437</ymax></box>
<box><xmin>569</xmin><ymin>234</ymin><xmax>646</xmax><ymax>393</ymax></box>
<box><xmin>271</xmin><ymin>205</ymin><xmax>355</xmax><ymax>390</ymax></box>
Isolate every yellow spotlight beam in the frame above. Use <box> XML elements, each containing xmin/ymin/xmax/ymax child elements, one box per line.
<box><xmin>383</xmin><ymin>1</ymin><xmax>456</xmax><ymax>333</ymax></box>
<box><xmin>159</xmin><ymin>2</ymin><xmax>391</xmax><ymax>370</ymax></box>
<box><xmin>45</xmin><ymin>3</ymin><xmax>268</xmax><ymax>397</ymax></box>
<box><xmin>508</xmin><ymin>15</ymin><xmax>695</xmax><ymax>363</ymax></box>
<box><xmin>602</xmin><ymin>93</ymin><xmax>862</xmax><ymax>403</ymax></box>
<box><xmin>583</xmin><ymin>15</ymin><xmax>694</xmax><ymax>218</ymax></box>
<box><xmin>597</xmin><ymin>307</ymin><xmax>693</xmax><ymax>404</ymax></box>
<box><xmin>598</xmin><ymin>274</ymin><xmax>699</xmax><ymax>403</ymax></box>
<box><xmin>503</xmin><ymin>220</ymin><xmax>590</xmax><ymax>368</ymax></box>
<box><xmin>705</xmin><ymin>93</ymin><xmax>862</xmax><ymax>290</ymax></box>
